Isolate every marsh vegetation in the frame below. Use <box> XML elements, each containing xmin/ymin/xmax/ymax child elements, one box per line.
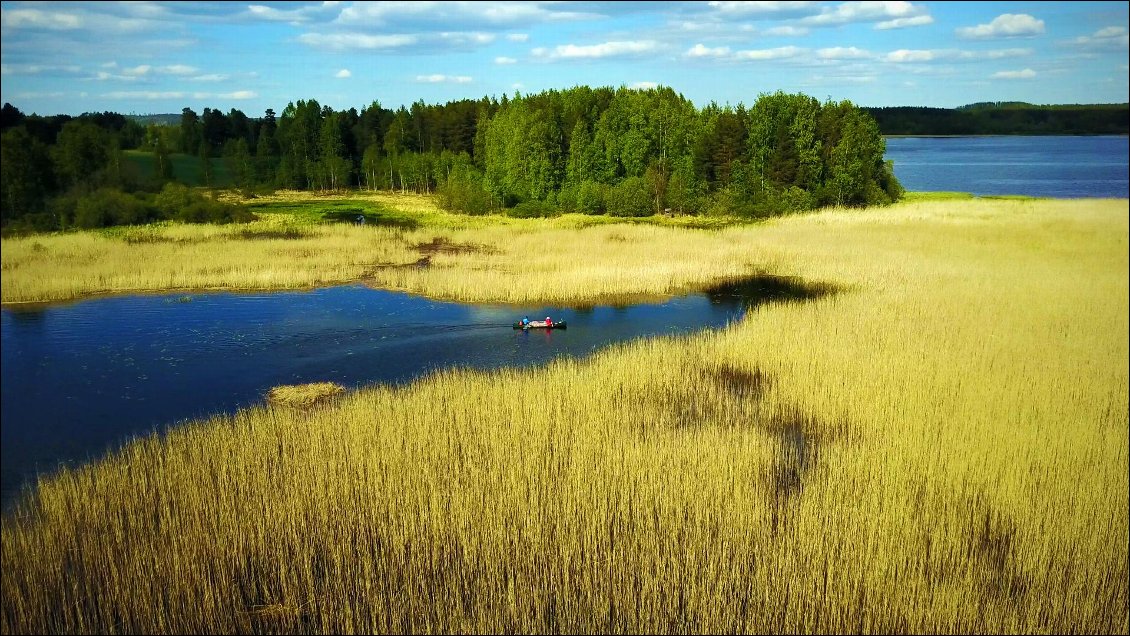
<box><xmin>1</xmin><ymin>194</ymin><xmax>1127</xmax><ymax>634</ymax></box>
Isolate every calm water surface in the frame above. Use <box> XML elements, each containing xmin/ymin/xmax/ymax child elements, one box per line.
<box><xmin>884</xmin><ymin>135</ymin><xmax>1128</xmax><ymax>198</ymax></box>
<box><xmin>0</xmin><ymin>278</ymin><xmax>824</xmax><ymax>507</ymax></box>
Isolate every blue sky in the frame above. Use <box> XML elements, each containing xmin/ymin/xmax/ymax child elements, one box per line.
<box><xmin>1</xmin><ymin>1</ymin><xmax>1127</xmax><ymax>117</ymax></box>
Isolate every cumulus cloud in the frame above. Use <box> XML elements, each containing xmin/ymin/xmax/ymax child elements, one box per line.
<box><xmin>495</xmin><ymin>56</ymin><xmax>517</xmax><ymax>64</ymax></box>
<box><xmin>415</xmin><ymin>74</ymin><xmax>472</xmax><ymax>83</ymax></box>
<box><xmin>0</xmin><ymin>63</ymin><xmax>81</xmax><ymax>75</ymax></box>
<box><xmin>631</xmin><ymin>81</ymin><xmax>658</xmax><ymax>89</ymax></box>
<box><xmin>334</xmin><ymin>2</ymin><xmax>598</xmax><ymax>30</ymax></box>
<box><xmin>298</xmin><ymin>32</ymin><xmax>418</xmax><ymax>50</ymax></box>
<box><xmin>885</xmin><ymin>49</ymin><xmax>934</xmax><ymax>63</ymax></box>
<box><xmin>335</xmin><ymin>68</ymin><xmax>352</xmax><ymax>78</ymax></box>
<box><xmin>957</xmin><ymin>14</ymin><xmax>1044</xmax><ymax>39</ymax></box>
<box><xmin>686</xmin><ymin>43</ymin><xmax>731</xmax><ymax>58</ymax></box>
<box><xmin>764</xmin><ymin>25</ymin><xmax>809</xmax><ymax>36</ymax></box>
<box><xmin>800</xmin><ymin>1</ymin><xmax>932</xmax><ymax>29</ymax></box>
<box><xmin>245</xmin><ymin>3</ymin><xmax>339</xmax><ymax>24</ymax></box>
<box><xmin>161</xmin><ymin>64</ymin><xmax>198</xmax><ymax>75</ymax></box>
<box><xmin>733</xmin><ymin>45</ymin><xmax>803</xmax><ymax>61</ymax></box>
<box><xmin>817</xmin><ymin>46</ymin><xmax>874</xmax><ymax>60</ymax></box>
<box><xmin>991</xmin><ymin>68</ymin><xmax>1036</xmax><ymax>79</ymax></box>
<box><xmin>1</xmin><ymin>8</ymin><xmax>83</xmax><ymax>30</ymax></box>
<box><xmin>876</xmin><ymin>15</ymin><xmax>934</xmax><ymax>30</ymax></box>
<box><xmin>506</xmin><ymin>33</ymin><xmax>529</xmax><ymax>42</ymax></box>
<box><xmin>532</xmin><ymin>40</ymin><xmax>659</xmax><ymax>60</ymax></box>
<box><xmin>190</xmin><ymin>74</ymin><xmax>230</xmax><ymax>82</ymax></box>
<box><xmin>706</xmin><ymin>1</ymin><xmax>821</xmax><ymax>19</ymax></box>
<box><xmin>1072</xmin><ymin>26</ymin><xmax>1129</xmax><ymax>50</ymax></box>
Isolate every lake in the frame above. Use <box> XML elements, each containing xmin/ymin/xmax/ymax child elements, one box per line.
<box><xmin>0</xmin><ymin>277</ymin><xmax>827</xmax><ymax>508</ymax></box>
<box><xmin>884</xmin><ymin>135</ymin><xmax>1128</xmax><ymax>198</ymax></box>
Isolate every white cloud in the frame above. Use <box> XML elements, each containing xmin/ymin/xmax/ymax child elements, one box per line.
<box><xmin>495</xmin><ymin>56</ymin><xmax>517</xmax><ymax>64</ymax></box>
<box><xmin>335</xmin><ymin>2</ymin><xmax>597</xmax><ymax>30</ymax></box>
<box><xmin>631</xmin><ymin>81</ymin><xmax>658</xmax><ymax>89</ymax></box>
<box><xmin>991</xmin><ymin>68</ymin><xmax>1036</xmax><ymax>79</ymax></box>
<box><xmin>1094</xmin><ymin>26</ymin><xmax>1127</xmax><ymax>38</ymax></box>
<box><xmin>686</xmin><ymin>43</ymin><xmax>731</xmax><ymax>58</ymax></box>
<box><xmin>122</xmin><ymin>64</ymin><xmax>151</xmax><ymax>76</ymax></box>
<box><xmin>817</xmin><ymin>47</ymin><xmax>873</xmax><ymax>60</ymax></box>
<box><xmin>161</xmin><ymin>64</ymin><xmax>198</xmax><ymax>75</ymax></box>
<box><xmin>533</xmin><ymin>40</ymin><xmax>659</xmax><ymax>60</ymax></box>
<box><xmin>733</xmin><ymin>45</ymin><xmax>803</xmax><ymax>61</ymax></box>
<box><xmin>876</xmin><ymin>15</ymin><xmax>933</xmax><ymax>30</ymax></box>
<box><xmin>957</xmin><ymin>14</ymin><xmax>1044</xmax><ymax>39</ymax></box>
<box><xmin>882</xmin><ymin>48</ymin><xmax>1031</xmax><ymax>64</ymax></box>
<box><xmin>706</xmin><ymin>2</ymin><xmax>820</xmax><ymax>18</ymax></box>
<box><xmin>439</xmin><ymin>31</ymin><xmax>495</xmax><ymax>45</ymax></box>
<box><xmin>800</xmin><ymin>2</ymin><xmax>932</xmax><ymax>29</ymax></box>
<box><xmin>764</xmin><ymin>25</ymin><xmax>809</xmax><ymax>36</ymax></box>
<box><xmin>1</xmin><ymin>8</ymin><xmax>83</xmax><ymax>30</ymax></box>
<box><xmin>507</xmin><ymin>33</ymin><xmax>529</xmax><ymax>42</ymax></box>
<box><xmin>885</xmin><ymin>49</ymin><xmax>935</xmax><ymax>63</ymax></box>
<box><xmin>335</xmin><ymin>68</ymin><xmax>352</xmax><ymax>78</ymax></box>
<box><xmin>245</xmin><ymin>3</ymin><xmax>338</xmax><ymax>23</ymax></box>
<box><xmin>415</xmin><ymin>74</ymin><xmax>472</xmax><ymax>83</ymax></box>
<box><xmin>221</xmin><ymin>90</ymin><xmax>258</xmax><ymax>99</ymax></box>
<box><xmin>0</xmin><ymin>63</ymin><xmax>82</xmax><ymax>75</ymax></box>
<box><xmin>191</xmin><ymin>74</ymin><xmax>229</xmax><ymax>82</ymax></box>
<box><xmin>298</xmin><ymin>32</ymin><xmax>418</xmax><ymax>50</ymax></box>
<box><xmin>1072</xmin><ymin>26</ymin><xmax>1129</xmax><ymax>50</ymax></box>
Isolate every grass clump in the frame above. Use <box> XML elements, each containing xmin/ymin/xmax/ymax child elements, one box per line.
<box><xmin>266</xmin><ymin>382</ymin><xmax>346</xmax><ymax>410</ymax></box>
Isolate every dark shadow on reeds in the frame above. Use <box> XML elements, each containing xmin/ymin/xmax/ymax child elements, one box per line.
<box><xmin>324</xmin><ymin>208</ymin><xmax>419</xmax><ymax>229</ymax></box>
<box><xmin>703</xmin><ymin>274</ymin><xmax>840</xmax><ymax>311</ymax></box>
<box><xmin>234</xmin><ymin>227</ymin><xmax>312</xmax><ymax>240</ymax></box>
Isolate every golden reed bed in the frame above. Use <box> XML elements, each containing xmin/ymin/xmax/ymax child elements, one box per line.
<box><xmin>2</xmin><ymin>196</ymin><xmax>1127</xmax><ymax>634</ymax></box>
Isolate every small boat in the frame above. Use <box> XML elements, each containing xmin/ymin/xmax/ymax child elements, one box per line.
<box><xmin>514</xmin><ymin>320</ymin><xmax>567</xmax><ymax>330</ymax></box>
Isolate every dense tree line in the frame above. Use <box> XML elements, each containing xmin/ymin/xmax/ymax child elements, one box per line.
<box><xmin>866</xmin><ymin>102</ymin><xmax>1128</xmax><ymax>136</ymax></box>
<box><xmin>2</xmin><ymin>87</ymin><xmax>907</xmax><ymax>233</ymax></box>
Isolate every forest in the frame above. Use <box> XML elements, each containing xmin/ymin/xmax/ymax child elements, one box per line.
<box><xmin>3</xmin><ymin>85</ymin><xmax>893</xmax><ymax>234</ymax></box>
<box><xmin>866</xmin><ymin>102</ymin><xmax>1128</xmax><ymax>136</ymax></box>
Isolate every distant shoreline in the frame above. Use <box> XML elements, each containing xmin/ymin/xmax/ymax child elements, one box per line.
<box><xmin>884</xmin><ymin>133</ymin><xmax>1130</xmax><ymax>138</ymax></box>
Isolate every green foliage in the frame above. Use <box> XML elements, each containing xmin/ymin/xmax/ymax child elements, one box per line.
<box><xmin>607</xmin><ymin>176</ymin><xmax>653</xmax><ymax>217</ymax></box>
<box><xmin>506</xmin><ymin>200</ymin><xmax>559</xmax><ymax>218</ymax></box>
<box><xmin>437</xmin><ymin>165</ymin><xmax>493</xmax><ymax>215</ymax></box>
<box><xmin>1</xmin><ymin>127</ymin><xmax>55</xmax><ymax>222</ymax></box>
<box><xmin>74</xmin><ymin>188</ymin><xmax>154</xmax><ymax>228</ymax></box>
<box><xmin>3</xmin><ymin>85</ymin><xmax>926</xmax><ymax>235</ymax></box>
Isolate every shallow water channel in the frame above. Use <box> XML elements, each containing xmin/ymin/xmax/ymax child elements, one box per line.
<box><xmin>0</xmin><ymin>276</ymin><xmax>828</xmax><ymax>507</ymax></box>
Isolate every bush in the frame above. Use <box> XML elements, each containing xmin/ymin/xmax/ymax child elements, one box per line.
<box><xmin>437</xmin><ymin>174</ymin><xmax>493</xmax><ymax>215</ymax></box>
<box><xmin>506</xmin><ymin>200</ymin><xmax>558</xmax><ymax>218</ymax></box>
<box><xmin>154</xmin><ymin>182</ymin><xmax>194</xmax><ymax>218</ymax></box>
<box><xmin>74</xmin><ymin>188</ymin><xmax>154</xmax><ymax>228</ymax></box>
<box><xmin>607</xmin><ymin>176</ymin><xmax>653</xmax><ymax>217</ymax></box>
<box><xmin>576</xmin><ymin>180</ymin><xmax>608</xmax><ymax>215</ymax></box>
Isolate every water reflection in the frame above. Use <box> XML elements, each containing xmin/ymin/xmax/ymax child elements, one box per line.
<box><xmin>0</xmin><ymin>275</ymin><xmax>833</xmax><ymax>508</ymax></box>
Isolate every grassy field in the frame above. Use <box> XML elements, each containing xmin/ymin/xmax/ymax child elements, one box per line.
<box><xmin>1</xmin><ymin>193</ymin><xmax>1127</xmax><ymax>633</ymax></box>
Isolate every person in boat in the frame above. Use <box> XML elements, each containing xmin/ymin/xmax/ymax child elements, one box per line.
<box><xmin>545</xmin><ymin>316</ymin><xmax>553</xmax><ymax>328</ymax></box>
<box><xmin>521</xmin><ymin>316</ymin><xmax>530</xmax><ymax>327</ymax></box>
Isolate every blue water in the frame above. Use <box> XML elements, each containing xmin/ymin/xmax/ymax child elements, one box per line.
<box><xmin>884</xmin><ymin>135</ymin><xmax>1128</xmax><ymax>198</ymax></box>
<box><xmin>0</xmin><ymin>278</ymin><xmax>824</xmax><ymax>507</ymax></box>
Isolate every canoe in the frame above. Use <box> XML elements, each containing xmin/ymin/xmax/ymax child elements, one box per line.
<box><xmin>513</xmin><ymin>320</ymin><xmax>567</xmax><ymax>330</ymax></box>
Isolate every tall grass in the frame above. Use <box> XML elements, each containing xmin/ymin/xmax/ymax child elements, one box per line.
<box><xmin>1</xmin><ymin>197</ymin><xmax>1127</xmax><ymax>634</ymax></box>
